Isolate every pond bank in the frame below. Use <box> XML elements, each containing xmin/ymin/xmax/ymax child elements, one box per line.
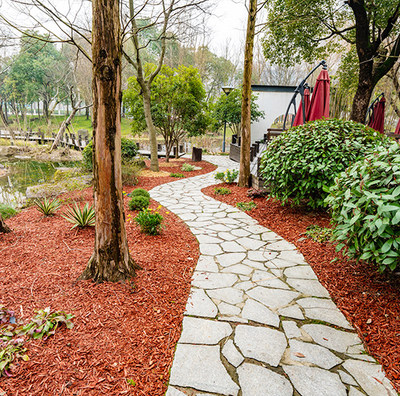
<box><xmin>0</xmin><ymin>145</ymin><xmax>83</xmax><ymax>162</ymax></box>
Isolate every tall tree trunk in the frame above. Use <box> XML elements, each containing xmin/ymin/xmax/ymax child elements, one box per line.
<box><xmin>86</xmin><ymin>104</ymin><xmax>90</xmax><ymax>120</ymax></box>
<box><xmin>350</xmin><ymin>62</ymin><xmax>374</xmax><ymax>123</ymax></box>
<box><xmin>142</xmin><ymin>85</ymin><xmax>159</xmax><ymax>171</ymax></box>
<box><xmin>0</xmin><ymin>215</ymin><xmax>11</xmax><ymax>233</ymax></box>
<box><xmin>79</xmin><ymin>0</ymin><xmax>138</xmax><ymax>283</ymax></box>
<box><xmin>238</xmin><ymin>0</ymin><xmax>257</xmax><ymax>188</ymax></box>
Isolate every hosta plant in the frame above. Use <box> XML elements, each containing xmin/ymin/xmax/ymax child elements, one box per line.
<box><xmin>236</xmin><ymin>201</ymin><xmax>257</xmax><ymax>211</ymax></box>
<box><xmin>326</xmin><ymin>142</ymin><xmax>400</xmax><ymax>272</ymax></box>
<box><xmin>181</xmin><ymin>163</ymin><xmax>195</xmax><ymax>172</ymax></box>
<box><xmin>135</xmin><ymin>208</ymin><xmax>163</xmax><ymax>235</ymax></box>
<box><xmin>214</xmin><ymin>169</ymin><xmax>238</xmax><ymax>184</ymax></box>
<box><xmin>260</xmin><ymin>119</ymin><xmax>390</xmax><ymax>208</ymax></box>
<box><xmin>34</xmin><ymin>198</ymin><xmax>61</xmax><ymax>216</ymax></box>
<box><xmin>62</xmin><ymin>202</ymin><xmax>95</xmax><ymax>229</ymax></box>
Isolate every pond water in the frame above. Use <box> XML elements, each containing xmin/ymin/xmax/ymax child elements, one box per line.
<box><xmin>0</xmin><ymin>158</ymin><xmax>80</xmax><ymax>207</ymax></box>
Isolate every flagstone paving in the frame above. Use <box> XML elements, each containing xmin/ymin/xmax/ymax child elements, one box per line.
<box><xmin>149</xmin><ymin>156</ymin><xmax>397</xmax><ymax>396</ymax></box>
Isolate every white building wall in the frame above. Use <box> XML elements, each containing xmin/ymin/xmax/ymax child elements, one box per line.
<box><xmin>251</xmin><ymin>86</ymin><xmax>296</xmax><ymax>142</ymax></box>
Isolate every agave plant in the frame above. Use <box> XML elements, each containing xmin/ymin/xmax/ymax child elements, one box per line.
<box><xmin>34</xmin><ymin>198</ymin><xmax>61</xmax><ymax>216</ymax></box>
<box><xmin>62</xmin><ymin>202</ymin><xmax>95</xmax><ymax>229</ymax></box>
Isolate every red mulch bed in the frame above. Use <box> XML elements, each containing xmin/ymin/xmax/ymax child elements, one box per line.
<box><xmin>203</xmin><ymin>183</ymin><xmax>400</xmax><ymax>392</ymax></box>
<box><xmin>0</xmin><ymin>159</ymin><xmax>215</xmax><ymax>395</ymax></box>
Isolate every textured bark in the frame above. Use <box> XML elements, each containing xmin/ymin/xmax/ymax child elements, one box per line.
<box><xmin>79</xmin><ymin>0</ymin><xmax>138</xmax><ymax>283</ymax></box>
<box><xmin>350</xmin><ymin>62</ymin><xmax>374</xmax><ymax>123</ymax></box>
<box><xmin>0</xmin><ymin>215</ymin><xmax>11</xmax><ymax>233</ymax></box>
<box><xmin>142</xmin><ymin>85</ymin><xmax>159</xmax><ymax>171</ymax></box>
<box><xmin>238</xmin><ymin>0</ymin><xmax>257</xmax><ymax>188</ymax></box>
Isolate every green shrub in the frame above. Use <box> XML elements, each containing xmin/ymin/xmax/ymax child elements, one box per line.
<box><xmin>326</xmin><ymin>142</ymin><xmax>400</xmax><ymax>272</ymax></box>
<box><xmin>181</xmin><ymin>163</ymin><xmax>195</xmax><ymax>172</ymax></box>
<box><xmin>135</xmin><ymin>208</ymin><xmax>163</xmax><ymax>235</ymax></box>
<box><xmin>62</xmin><ymin>202</ymin><xmax>95</xmax><ymax>229</ymax></box>
<box><xmin>236</xmin><ymin>201</ymin><xmax>257</xmax><ymax>211</ymax></box>
<box><xmin>34</xmin><ymin>198</ymin><xmax>61</xmax><ymax>216</ymax></box>
<box><xmin>129</xmin><ymin>188</ymin><xmax>150</xmax><ymax>199</ymax></box>
<box><xmin>0</xmin><ymin>204</ymin><xmax>17</xmax><ymax>219</ymax></box>
<box><xmin>214</xmin><ymin>187</ymin><xmax>231</xmax><ymax>195</ymax></box>
<box><xmin>214</xmin><ymin>169</ymin><xmax>238</xmax><ymax>184</ymax></box>
<box><xmin>305</xmin><ymin>225</ymin><xmax>333</xmax><ymax>243</ymax></box>
<box><xmin>260</xmin><ymin>119</ymin><xmax>390</xmax><ymax>208</ymax></box>
<box><xmin>170</xmin><ymin>173</ymin><xmax>185</xmax><ymax>178</ymax></box>
<box><xmin>129</xmin><ymin>195</ymin><xmax>150</xmax><ymax>211</ymax></box>
<box><xmin>82</xmin><ymin>138</ymin><xmax>139</xmax><ymax>169</ymax></box>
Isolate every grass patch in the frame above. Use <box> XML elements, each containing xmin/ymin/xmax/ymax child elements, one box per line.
<box><xmin>236</xmin><ymin>201</ymin><xmax>257</xmax><ymax>211</ymax></box>
<box><xmin>214</xmin><ymin>187</ymin><xmax>231</xmax><ymax>195</ymax></box>
<box><xmin>0</xmin><ymin>204</ymin><xmax>17</xmax><ymax>219</ymax></box>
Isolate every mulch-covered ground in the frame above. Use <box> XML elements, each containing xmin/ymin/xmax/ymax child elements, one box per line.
<box><xmin>202</xmin><ymin>183</ymin><xmax>400</xmax><ymax>392</ymax></box>
<box><xmin>0</xmin><ymin>159</ymin><xmax>216</xmax><ymax>396</ymax></box>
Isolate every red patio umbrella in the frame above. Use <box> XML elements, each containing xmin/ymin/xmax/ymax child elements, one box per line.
<box><xmin>293</xmin><ymin>88</ymin><xmax>311</xmax><ymax>126</ymax></box>
<box><xmin>395</xmin><ymin>118</ymin><xmax>400</xmax><ymax>135</ymax></box>
<box><xmin>368</xmin><ymin>96</ymin><xmax>386</xmax><ymax>134</ymax></box>
<box><xmin>307</xmin><ymin>69</ymin><xmax>330</xmax><ymax>121</ymax></box>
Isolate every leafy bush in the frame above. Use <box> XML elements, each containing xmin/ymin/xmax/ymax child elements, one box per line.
<box><xmin>129</xmin><ymin>188</ymin><xmax>150</xmax><ymax>199</ymax></box>
<box><xmin>62</xmin><ymin>202</ymin><xmax>95</xmax><ymax>229</ymax></box>
<box><xmin>82</xmin><ymin>138</ymin><xmax>139</xmax><ymax>169</ymax></box>
<box><xmin>135</xmin><ymin>208</ymin><xmax>163</xmax><ymax>235</ymax></box>
<box><xmin>305</xmin><ymin>225</ymin><xmax>333</xmax><ymax>243</ymax></box>
<box><xmin>170</xmin><ymin>173</ymin><xmax>185</xmax><ymax>178</ymax></box>
<box><xmin>34</xmin><ymin>198</ymin><xmax>61</xmax><ymax>216</ymax></box>
<box><xmin>214</xmin><ymin>187</ymin><xmax>231</xmax><ymax>195</ymax></box>
<box><xmin>129</xmin><ymin>196</ymin><xmax>150</xmax><ymax>211</ymax></box>
<box><xmin>214</xmin><ymin>169</ymin><xmax>238</xmax><ymax>184</ymax></box>
<box><xmin>0</xmin><ymin>204</ymin><xmax>17</xmax><ymax>219</ymax></box>
<box><xmin>181</xmin><ymin>163</ymin><xmax>195</xmax><ymax>172</ymax></box>
<box><xmin>122</xmin><ymin>162</ymin><xmax>143</xmax><ymax>186</ymax></box>
<box><xmin>260</xmin><ymin>119</ymin><xmax>390</xmax><ymax>208</ymax></box>
<box><xmin>236</xmin><ymin>201</ymin><xmax>257</xmax><ymax>211</ymax></box>
<box><xmin>326</xmin><ymin>142</ymin><xmax>400</xmax><ymax>272</ymax></box>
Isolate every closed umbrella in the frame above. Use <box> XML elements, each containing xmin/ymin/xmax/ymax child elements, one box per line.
<box><xmin>293</xmin><ymin>87</ymin><xmax>311</xmax><ymax>126</ymax></box>
<box><xmin>307</xmin><ymin>69</ymin><xmax>330</xmax><ymax>121</ymax></box>
<box><xmin>368</xmin><ymin>96</ymin><xmax>386</xmax><ymax>134</ymax></box>
<box><xmin>395</xmin><ymin>118</ymin><xmax>400</xmax><ymax>135</ymax></box>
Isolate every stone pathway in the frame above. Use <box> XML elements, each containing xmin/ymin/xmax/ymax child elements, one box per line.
<box><xmin>150</xmin><ymin>156</ymin><xmax>397</xmax><ymax>396</ymax></box>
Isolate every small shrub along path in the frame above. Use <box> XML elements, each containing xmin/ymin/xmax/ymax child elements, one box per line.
<box><xmin>202</xmin><ymin>182</ymin><xmax>400</xmax><ymax>392</ymax></box>
<box><xmin>0</xmin><ymin>158</ymin><xmax>216</xmax><ymax>395</ymax></box>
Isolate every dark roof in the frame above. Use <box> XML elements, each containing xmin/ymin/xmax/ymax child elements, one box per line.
<box><xmin>251</xmin><ymin>85</ymin><xmax>297</xmax><ymax>93</ymax></box>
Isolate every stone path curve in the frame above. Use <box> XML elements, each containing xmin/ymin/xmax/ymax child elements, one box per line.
<box><xmin>149</xmin><ymin>156</ymin><xmax>397</xmax><ymax>396</ymax></box>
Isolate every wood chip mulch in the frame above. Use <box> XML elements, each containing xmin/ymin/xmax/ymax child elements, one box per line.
<box><xmin>202</xmin><ymin>183</ymin><xmax>400</xmax><ymax>392</ymax></box>
<box><xmin>0</xmin><ymin>159</ymin><xmax>216</xmax><ymax>396</ymax></box>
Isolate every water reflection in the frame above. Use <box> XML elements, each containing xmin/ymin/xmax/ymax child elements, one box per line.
<box><xmin>0</xmin><ymin>158</ymin><xmax>79</xmax><ymax>207</ymax></box>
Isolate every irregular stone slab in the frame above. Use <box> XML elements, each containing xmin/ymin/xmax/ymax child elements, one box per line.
<box><xmin>252</xmin><ymin>271</ymin><xmax>290</xmax><ymax>290</ymax></box>
<box><xmin>197</xmin><ymin>235</ymin><xmax>224</xmax><ymax>244</ymax></box>
<box><xmin>200</xmin><ymin>243</ymin><xmax>223</xmax><ymax>256</ymax></box>
<box><xmin>218</xmin><ymin>231</ymin><xmax>238</xmax><ymax>241</ymax></box>
<box><xmin>348</xmin><ymin>387</ymin><xmax>365</xmax><ymax>396</ymax></box>
<box><xmin>221</xmin><ymin>264</ymin><xmax>253</xmax><ymax>275</ymax></box>
<box><xmin>261</xmin><ymin>231</ymin><xmax>282</xmax><ymax>241</ymax></box>
<box><xmin>346</xmin><ymin>354</ymin><xmax>376</xmax><ymax>362</ymax></box>
<box><xmin>297</xmin><ymin>297</ymin><xmax>337</xmax><ymax>309</ymax></box>
<box><xmin>286</xmin><ymin>278</ymin><xmax>330</xmax><ymax>298</ymax></box>
<box><xmin>219</xmin><ymin>316</ymin><xmax>248</xmax><ymax>324</ymax></box>
<box><xmin>338</xmin><ymin>370</ymin><xmax>358</xmax><ymax>386</ymax></box>
<box><xmin>169</xmin><ymin>344</ymin><xmax>239</xmax><ymax>395</ymax></box>
<box><xmin>207</xmin><ymin>287</ymin><xmax>244</xmax><ymax>305</ymax></box>
<box><xmin>243</xmin><ymin>224</ymin><xmax>267</xmax><ymax>234</ymax></box>
<box><xmin>216</xmin><ymin>253</ymin><xmax>246</xmax><ymax>267</ymax></box>
<box><xmin>222</xmin><ymin>339</ymin><xmax>244</xmax><ymax>367</ymax></box>
<box><xmin>243</xmin><ymin>259</ymin><xmax>269</xmax><ymax>271</ymax></box>
<box><xmin>241</xmin><ymin>298</ymin><xmax>280</xmax><ymax>327</ymax></box>
<box><xmin>302</xmin><ymin>324</ymin><xmax>360</xmax><ymax>353</ymax></box>
<box><xmin>231</xmin><ymin>228</ymin><xmax>251</xmax><ymax>237</ymax></box>
<box><xmin>277</xmin><ymin>250</ymin><xmax>306</xmax><ymax>263</ymax></box>
<box><xmin>266</xmin><ymin>241</ymin><xmax>296</xmax><ymax>251</ymax></box>
<box><xmin>282</xmin><ymin>320</ymin><xmax>302</xmax><ymax>338</ymax></box>
<box><xmin>283</xmin><ymin>365</ymin><xmax>346</xmax><ymax>396</ymax></box>
<box><xmin>237</xmin><ymin>363</ymin><xmax>293</xmax><ymax>396</ymax></box>
<box><xmin>234</xmin><ymin>280</ymin><xmax>255</xmax><ymax>291</ymax></box>
<box><xmin>185</xmin><ymin>289</ymin><xmax>218</xmax><ymax>318</ymax></box>
<box><xmin>278</xmin><ymin>305</ymin><xmax>304</xmax><ymax>319</ymax></box>
<box><xmin>342</xmin><ymin>359</ymin><xmax>397</xmax><ymax>396</ymax></box>
<box><xmin>208</xmin><ymin>224</ymin><xmax>232</xmax><ymax>232</ymax></box>
<box><xmin>196</xmin><ymin>256</ymin><xmax>219</xmax><ymax>272</ymax></box>
<box><xmin>221</xmin><ymin>241</ymin><xmax>247</xmax><ymax>253</ymax></box>
<box><xmin>218</xmin><ymin>302</ymin><xmax>241</xmax><ymax>316</ymax></box>
<box><xmin>192</xmin><ymin>272</ymin><xmax>237</xmax><ymax>289</ymax></box>
<box><xmin>165</xmin><ymin>387</ymin><xmax>186</xmax><ymax>396</ymax></box>
<box><xmin>289</xmin><ymin>339</ymin><xmax>343</xmax><ymax>369</ymax></box>
<box><xmin>236</xmin><ymin>237</ymin><xmax>266</xmax><ymax>250</ymax></box>
<box><xmin>248</xmin><ymin>250</ymin><xmax>278</xmax><ymax>262</ymax></box>
<box><xmin>235</xmin><ymin>325</ymin><xmax>287</xmax><ymax>366</ymax></box>
<box><xmin>266</xmin><ymin>258</ymin><xmax>299</xmax><ymax>269</ymax></box>
<box><xmin>246</xmin><ymin>286</ymin><xmax>300</xmax><ymax>310</ymax></box>
<box><xmin>179</xmin><ymin>317</ymin><xmax>232</xmax><ymax>345</ymax></box>
<box><xmin>284</xmin><ymin>266</ymin><xmax>317</xmax><ymax>279</ymax></box>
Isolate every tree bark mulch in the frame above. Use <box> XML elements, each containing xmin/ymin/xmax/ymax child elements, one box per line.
<box><xmin>0</xmin><ymin>160</ymin><xmax>215</xmax><ymax>395</ymax></box>
<box><xmin>202</xmin><ymin>183</ymin><xmax>400</xmax><ymax>393</ymax></box>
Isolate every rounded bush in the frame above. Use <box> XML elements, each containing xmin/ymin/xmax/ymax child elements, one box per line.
<box><xmin>326</xmin><ymin>142</ymin><xmax>400</xmax><ymax>272</ymax></box>
<box><xmin>128</xmin><ymin>195</ymin><xmax>150</xmax><ymax>211</ymax></box>
<box><xmin>259</xmin><ymin>119</ymin><xmax>390</xmax><ymax>208</ymax></box>
<box><xmin>129</xmin><ymin>188</ymin><xmax>150</xmax><ymax>199</ymax></box>
<box><xmin>82</xmin><ymin>138</ymin><xmax>138</xmax><ymax>169</ymax></box>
